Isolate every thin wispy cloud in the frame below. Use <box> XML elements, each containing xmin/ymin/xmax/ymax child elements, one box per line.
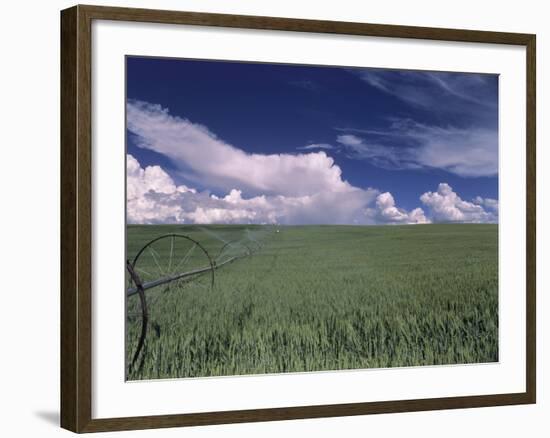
<box><xmin>335</xmin><ymin>118</ymin><xmax>497</xmax><ymax>178</ymax></box>
<box><xmin>332</xmin><ymin>68</ymin><xmax>498</xmax><ymax>178</ymax></box>
<box><xmin>297</xmin><ymin>143</ymin><xmax>335</xmax><ymax>151</ymax></box>
<box><xmin>336</xmin><ymin>134</ymin><xmax>421</xmax><ymax>171</ymax></box>
<box><xmin>352</xmin><ymin>68</ymin><xmax>497</xmax><ymax>111</ymax></box>
<box><xmin>424</xmin><ymin>72</ymin><xmax>495</xmax><ymax>108</ymax></box>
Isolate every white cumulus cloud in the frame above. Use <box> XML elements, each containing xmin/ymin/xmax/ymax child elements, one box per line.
<box><xmin>127</xmin><ymin>100</ymin><xmax>351</xmax><ymax>197</ymax></box>
<box><xmin>126</xmin><ymin>101</ymin><xmax>498</xmax><ymax>226</ymax></box>
<box><xmin>126</xmin><ymin>154</ymin><xmax>378</xmax><ymax>225</ymax></box>
<box><xmin>420</xmin><ymin>183</ymin><xmax>498</xmax><ymax>223</ymax></box>
<box><xmin>369</xmin><ymin>192</ymin><xmax>430</xmax><ymax>224</ymax></box>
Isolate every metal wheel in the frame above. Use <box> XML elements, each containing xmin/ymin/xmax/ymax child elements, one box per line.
<box><xmin>126</xmin><ymin>234</ymin><xmax>215</xmax><ymax>373</ymax></box>
<box><xmin>131</xmin><ymin>234</ymin><xmax>215</xmax><ymax>292</ymax></box>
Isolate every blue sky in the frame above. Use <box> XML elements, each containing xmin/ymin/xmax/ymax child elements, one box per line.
<box><xmin>126</xmin><ymin>56</ymin><xmax>499</xmax><ymax>225</ymax></box>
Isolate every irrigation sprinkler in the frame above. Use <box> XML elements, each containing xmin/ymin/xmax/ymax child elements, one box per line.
<box><xmin>126</xmin><ymin>232</ymin><xmax>263</xmax><ymax>373</ymax></box>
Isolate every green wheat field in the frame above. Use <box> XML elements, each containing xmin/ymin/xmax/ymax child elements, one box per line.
<box><xmin>126</xmin><ymin>224</ymin><xmax>498</xmax><ymax>380</ymax></box>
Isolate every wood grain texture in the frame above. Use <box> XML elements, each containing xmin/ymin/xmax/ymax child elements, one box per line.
<box><xmin>60</xmin><ymin>4</ymin><xmax>537</xmax><ymax>433</ymax></box>
<box><xmin>61</xmin><ymin>5</ymin><xmax>94</xmax><ymax>432</ymax></box>
<box><xmin>60</xmin><ymin>5</ymin><xmax>78</xmax><ymax>432</ymax></box>
<box><xmin>525</xmin><ymin>34</ymin><xmax>536</xmax><ymax>403</ymax></box>
<box><xmin>80</xmin><ymin>393</ymin><xmax>534</xmax><ymax>433</ymax></box>
<box><xmin>79</xmin><ymin>4</ymin><xmax>534</xmax><ymax>44</ymax></box>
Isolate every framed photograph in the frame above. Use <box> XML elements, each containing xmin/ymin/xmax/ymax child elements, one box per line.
<box><xmin>60</xmin><ymin>4</ymin><xmax>536</xmax><ymax>433</ymax></box>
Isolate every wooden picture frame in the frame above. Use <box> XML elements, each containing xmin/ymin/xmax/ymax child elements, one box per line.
<box><xmin>61</xmin><ymin>4</ymin><xmax>536</xmax><ymax>433</ymax></box>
